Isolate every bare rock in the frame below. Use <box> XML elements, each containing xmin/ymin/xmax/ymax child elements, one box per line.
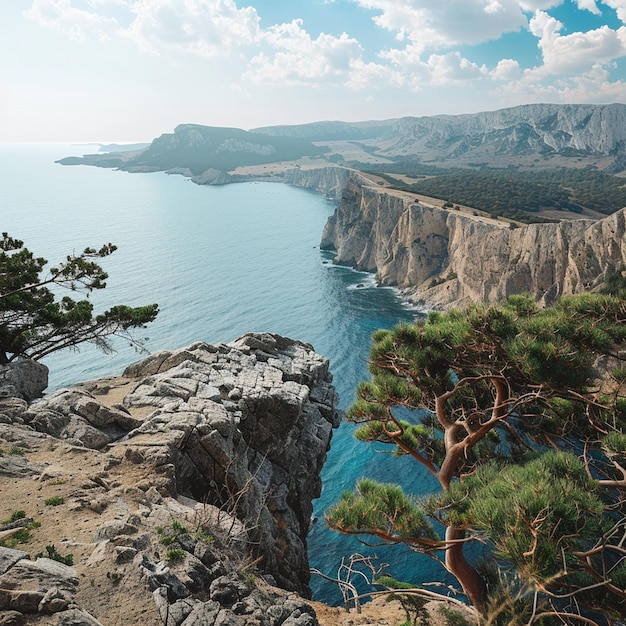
<box><xmin>54</xmin><ymin>608</ymin><xmax>105</xmax><ymax>625</ymax></box>
<box><xmin>0</xmin><ymin>549</ymin><xmax>29</xmax><ymax>576</ymax></box>
<box><xmin>0</xmin><ymin>611</ymin><xmax>24</xmax><ymax>625</ymax></box>
<box><xmin>321</xmin><ymin>174</ymin><xmax>626</xmax><ymax>309</ymax></box>
<box><xmin>0</xmin><ymin>359</ymin><xmax>48</xmax><ymax>402</ymax></box>
<box><xmin>114</xmin><ymin>334</ymin><xmax>342</xmax><ymax>596</ymax></box>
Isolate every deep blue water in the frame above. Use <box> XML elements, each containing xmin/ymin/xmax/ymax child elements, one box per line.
<box><xmin>0</xmin><ymin>143</ymin><xmax>462</xmax><ymax>603</ymax></box>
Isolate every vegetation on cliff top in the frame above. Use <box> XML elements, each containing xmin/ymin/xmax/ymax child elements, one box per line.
<box><xmin>0</xmin><ymin>232</ymin><xmax>158</xmax><ymax>364</ymax></box>
<box><xmin>327</xmin><ymin>292</ymin><xmax>626</xmax><ymax>624</ymax></box>
<box><xmin>350</xmin><ymin>160</ymin><xmax>626</xmax><ymax>223</ymax></box>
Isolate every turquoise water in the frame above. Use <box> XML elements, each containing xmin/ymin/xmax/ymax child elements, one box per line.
<box><xmin>0</xmin><ymin>143</ymin><xmax>462</xmax><ymax>602</ymax></box>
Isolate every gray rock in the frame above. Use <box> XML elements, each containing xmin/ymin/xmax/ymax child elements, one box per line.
<box><xmin>0</xmin><ymin>399</ymin><xmax>28</xmax><ymax>422</ymax></box>
<box><xmin>176</xmin><ymin>553</ymin><xmax>209</xmax><ymax>593</ymax></box>
<box><xmin>0</xmin><ymin>548</ymin><xmax>29</xmax><ymax>576</ymax></box>
<box><xmin>179</xmin><ymin>600</ymin><xmax>222</xmax><ymax>626</ymax></box>
<box><xmin>114</xmin><ymin>546</ymin><xmax>138</xmax><ymax>563</ymax></box>
<box><xmin>0</xmin><ymin>558</ymin><xmax>78</xmax><ymax>594</ymax></box>
<box><xmin>154</xmin><ymin>587</ymin><xmax>198</xmax><ymax>626</ymax></box>
<box><xmin>54</xmin><ymin>608</ymin><xmax>105</xmax><ymax>625</ymax></box>
<box><xmin>94</xmin><ymin>520</ymin><xmax>138</xmax><ymax>542</ymax></box>
<box><xmin>209</xmin><ymin>573</ymin><xmax>250</xmax><ymax>608</ymax></box>
<box><xmin>0</xmin><ymin>611</ymin><xmax>24</xmax><ymax>625</ymax></box>
<box><xmin>25</xmin><ymin>333</ymin><xmax>341</xmax><ymax>601</ymax></box>
<box><xmin>38</xmin><ymin>586</ymin><xmax>70</xmax><ymax>613</ymax></box>
<box><xmin>140</xmin><ymin>559</ymin><xmax>189</xmax><ymax>601</ymax></box>
<box><xmin>193</xmin><ymin>542</ymin><xmax>218</xmax><ymax>567</ymax></box>
<box><xmin>0</xmin><ymin>359</ymin><xmax>48</xmax><ymax>401</ymax></box>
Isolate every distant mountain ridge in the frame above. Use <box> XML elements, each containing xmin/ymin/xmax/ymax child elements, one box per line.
<box><xmin>253</xmin><ymin>103</ymin><xmax>626</xmax><ymax>172</ymax></box>
<box><xmin>59</xmin><ymin>103</ymin><xmax>626</xmax><ymax>175</ymax></box>
<box><xmin>58</xmin><ymin>124</ymin><xmax>327</xmax><ymax>175</ymax></box>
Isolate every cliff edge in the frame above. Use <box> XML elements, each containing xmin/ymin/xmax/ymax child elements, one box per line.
<box><xmin>0</xmin><ymin>333</ymin><xmax>341</xmax><ymax>625</ymax></box>
<box><xmin>320</xmin><ymin>173</ymin><xmax>626</xmax><ymax>309</ymax></box>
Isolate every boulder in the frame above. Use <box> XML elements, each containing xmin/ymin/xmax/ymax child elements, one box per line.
<box><xmin>0</xmin><ymin>359</ymin><xmax>48</xmax><ymax>402</ymax></box>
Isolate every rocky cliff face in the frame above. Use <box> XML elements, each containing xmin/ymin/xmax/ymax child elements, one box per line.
<box><xmin>0</xmin><ymin>333</ymin><xmax>341</xmax><ymax>625</ymax></box>
<box><xmin>282</xmin><ymin>167</ymin><xmax>365</xmax><ymax>200</ymax></box>
<box><xmin>321</xmin><ymin>175</ymin><xmax>626</xmax><ymax>309</ymax></box>
<box><xmin>255</xmin><ymin>103</ymin><xmax>626</xmax><ymax>172</ymax></box>
<box><xmin>385</xmin><ymin>103</ymin><xmax>626</xmax><ymax>158</ymax></box>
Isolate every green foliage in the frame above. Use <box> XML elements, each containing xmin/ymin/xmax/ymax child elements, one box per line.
<box><xmin>434</xmin><ymin>452</ymin><xmax>603</xmax><ymax>582</ymax></box>
<box><xmin>0</xmin><ymin>515</ymin><xmax>40</xmax><ymax>548</ymax></box>
<box><xmin>604</xmin><ymin>431</ymin><xmax>626</xmax><ymax>453</ymax></box>
<box><xmin>0</xmin><ymin>446</ymin><xmax>26</xmax><ymax>456</ymax></box>
<box><xmin>44</xmin><ymin>496</ymin><xmax>64</xmax><ymax>506</ymax></box>
<box><xmin>165</xmin><ymin>548</ymin><xmax>185</xmax><ymax>562</ymax></box>
<box><xmin>0</xmin><ymin>233</ymin><xmax>158</xmax><ymax>364</ymax></box>
<box><xmin>327</xmin><ymin>479</ymin><xmax>438</xmax><ymax>544</ymax></box>
<box><xmin>171</xmin><ymin>520</ymin><xmax>189</xmax><ymax>535</ymax></box>
<box><xmin>328</xmin><ymin>292</ymin><xmax>626</xmax><ymax>619</ymax></box>
<box><xmin>437</xmin><ymin>606</ymin><xmax>472</xmax><ymax>626</ymax></box>
<box><xmin>601</xmin><ymin>268</ymin><xmax>626</xmax><ymax>297</ymax></box>
<box><xmin>6</xmin><ymin>510</ymin><xmax>26</xmax><ymax>523</ymax></box>
<box><xmin>393</xmin><ymin>167</ymin><xmax>626</xmax><ymax>222</ymax></box>
<box><xmin>37</xmin><ymin>544</ymin><xmax>73</xmax><ymax>566</ymax></box>
<box><xmin>159</xmin><ymin>534</ymin><xmax>177</xmax><ymax>546</ymax></box>
<box><xmin>195</xmin><ymin>529</ymin><xmax>214</xmax><ymax>542</ymax></box>
<box><xmin>158</xmin><ymin>519</ymin><xmax>190</xmax><ymax>546</ymax></box>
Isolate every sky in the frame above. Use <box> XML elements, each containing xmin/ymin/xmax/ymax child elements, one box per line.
<box><xmin>3</xmin><ymin>0</ymin><xmax>626</xmax><ymax>141</ymax></box>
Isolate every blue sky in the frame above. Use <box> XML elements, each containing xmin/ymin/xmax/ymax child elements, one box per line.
<box><xmin>3</xmin><ymin>0</ymin><xmax>626</xmax><ymax>141</ymax></box>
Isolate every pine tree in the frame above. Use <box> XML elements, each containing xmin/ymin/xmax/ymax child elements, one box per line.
<box><xmin>0</xmin><ymin>232</ymin><xmax>158</xmax><ymax>364</ymax></box>
<box><xmin>327</xmin><ymin>294</ymin><xmax>626</xmax><ymax>623</ymax></box>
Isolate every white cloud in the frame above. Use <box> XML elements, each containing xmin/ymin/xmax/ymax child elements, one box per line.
<box><xmin>493</xmin><ymin>61</ymin><xmax>626</xmax><ymax>104</ymax></box>
<box><xmin>246</xmin><ymin>19</ymin><xmax>397</xmax><ymax>87</ymax></box>
<box><xmin>25</xmin><ymin>0</ymin><xmax>261</xmax><ymax>55</ymax></box>
<box><xmin>491</xmin><ymin>57</ymin><xmax>522</xmax><ymax>80</ymax></box>
<box><xmin>601</xmin><ymin>0</ymin><xmax>626</xmax><ymax>23</ymax></box>
<box><xmin>121</xmin><ymin>0</ymin><xmax>261</xmax><ymax>56</ymax></box>
<box><xmin>576</xmin><ymin>0</ymin><xmax>601</xmax><ymax>14</ymax></box>
<box><xmin>517</xmin><ymin>0</ymin><xmax>562</xmax><ymax>10</ymax></box>
<box><xmin>426</xmin><ymin>52</ymin><xmax>487</xmax><ymax>84</ymax></box>
<box><xmin>24</xmin><ymin>0</ymin><xmax>119</xmax><ymax>40</ymax></box>
<box><xmin>530</xmin><ymin>9</ymin><xmax>626</xmax><ymax>73</ymax></box>
<box><xmin>351</xmin><ymin>0</ymin><xmax>527</xmax><ymax>51</ymax></box>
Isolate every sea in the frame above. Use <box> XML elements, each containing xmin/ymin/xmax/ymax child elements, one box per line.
<box><xmin>0</xmin><ymin>142</ymin><xmax>466</xmax><ymax>603</ymax></box>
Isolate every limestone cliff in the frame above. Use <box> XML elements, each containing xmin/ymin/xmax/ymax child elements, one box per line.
<box><xmin>0</xmin><ymin>333</ymin><xmax>341</xmax><ymax>625</ymax></box>
<box><xmin>321</xmin><ymin>174</ymin><xmax>626</xmax><ymax>309</ymax></box>
<box><xmin>282</xmin><ymin>167</ymin><xmax>367</xmax><ymax>200</ymax></box>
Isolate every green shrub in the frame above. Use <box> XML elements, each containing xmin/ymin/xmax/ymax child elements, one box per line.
<box><xmin>166</xmin><ymin>548</ymin><xmax>185</xmax><ymax>562</ymax></box>
<box><xmin>44</xmin><ymin>497</ymin><xmax>64</xmax><ymax>506</ymax></box>
<box><xmin>37</xmin><ymin>545</ymin><xmax>73</xmax><ymax>566</ymax></box>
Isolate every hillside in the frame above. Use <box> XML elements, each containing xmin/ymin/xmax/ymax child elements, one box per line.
<box><xmin>59</xmin><ymin>103</ymin><xmax>626</xmax><ymax>221</ymax></box>
<box><xmin>58</xmin><ymin>124</ymin><xmax>327</xmax><ymax>175</ymax></box>
<box><xmin>253</xmin><ymin>103</ymin><xmax>626</xmax><ymax>173</ymax></box>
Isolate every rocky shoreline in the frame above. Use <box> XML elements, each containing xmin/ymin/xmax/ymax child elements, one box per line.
<box><xmin>0</xmin><ymin>333</ymin><xmax>342</xmax><ymax>625</ymax></box>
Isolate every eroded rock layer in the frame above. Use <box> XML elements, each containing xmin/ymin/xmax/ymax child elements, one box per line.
<box><xmin>320</xmin><ymin>175</ymin><xmax>626</xmax><ymax>309</ymax></box>
<box><xmin>0</xmin><ymin>333</ymin><xmax>341</xmax><ymax>625</ymax></box>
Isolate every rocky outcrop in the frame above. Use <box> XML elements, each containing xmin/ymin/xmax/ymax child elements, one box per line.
<box><xmin>255</xmin><ymin>103</ymin><xmax>626</xmax><ymax>172</ymax></box>
<box><xmin>0</xmin><ymin>359</ymin><xmax>48</xmax><ymax>402</ymax></box>
<box><xmin>0</xmin><ymin>333</ymin><xmax>341</xmax><ymax>624</ymax></box>
<box><xmin>0</xmin><ymin>547</ymin><xmax>102</xmax><ymax>625</ymax></box>
<box><xmin>281</xmin><ymin>167</ymin><xmax>366</xmax><ymax>200</ymax></box>
<box><xmin>113</xmin><ymin>333</ymin><xmax>341</xmax><ymax>596</ymax></box>
<box><xmin>321</xmin><ymin>176</ymin><xmax>626</xmax><ymax>309</ymax></box>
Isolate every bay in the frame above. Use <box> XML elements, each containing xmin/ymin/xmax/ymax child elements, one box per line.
<box><xmin>0</xmin><ymin>143</ymin><xmax>462</xmax><ymax>603</ymax></box>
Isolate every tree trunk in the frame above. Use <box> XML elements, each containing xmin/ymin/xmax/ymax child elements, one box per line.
<box><xmin>445</xmin><ymin>526</ymin><xmax>487</xmax><ymax>613</ymax></box>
